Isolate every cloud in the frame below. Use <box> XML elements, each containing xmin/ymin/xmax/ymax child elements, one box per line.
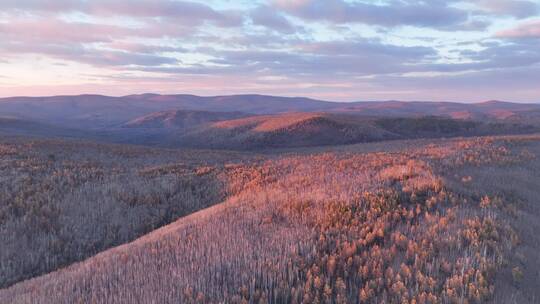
<box><xmin>272</xmin><ymin>0</ymin><xmax>312</xmax><ymax>11</ymax></box>
<box><xmin>372</xmin><ymin>64</ymin><xmax>540</xmax><ymax>99</ymax></box>
<box><xmin>86</xmin><ymin>0</ymin><xmax>243</xmax><ymax>27</ymax></box>
<box><xmin>295</xmin><ymin>40</ymin><xmax>435</xmax><ymax>58</ymax></box>
<box><xmin>475</xmin><ymin>0</ymin><xmax>539</xmax><ymax>18</ymax></box>
<box><xmin>496</xmin><ymin>20</ymin><xmax>540</xmax><ymax>38</ymax></box>
<box><xmin>0</xmin><ymin>0</ymin><xmax>538</xmax><ymax>101</ymax></box>
<box><xmin>179</xmin><ymin>36</ymin><xmax>540</xmax><ymax>89</ymax></box>
<box><xmin>0</xmin><ymin>17</ymin><xmax>212</xmax><ymax>48</ymax></box>
<box><xmin>0</xmin><ymin>18</ymin><xmax>184</xmax><ymax>67</ymax></box>
<box><xmin>448</xmin><ymin>19</ymin><xmax>492</xmax><ymax>31</ymax></box>
<box><xmin>104</xmin><ymin>42</ymin><xmax>188</xmax><ymax>54</ymax></box>
<box><xmin>0</xmin><ymin>19</ymin><xmax>135</xmax><ymax>44</ymax></box>
<box><xmin>0</xmin><ymin>40</ymin><xmax>179</xmax><ymax>67</ymax></box>
<box><xmin>82</xmin><ymin>51</ymin><xmax>178</xmax><ymax>67</ymax></box>
<box><xmin>0</xmin><ymin>0</ymin><xmax>243</xmax><ymax>27</ymax></box>
<box><xmin>0</xmin><ymin>0</ymin><xmax>80</xmax><ymax>12</ymax></box>
<box><xmin>135</xmin><ymin>39</ymin><xmax>436</xmax><ymax>79</ymax></box>
<box><xmin>272</xmin><ymin>0</ymin><xmax>469</xmax><ymax>28</ymax></box>
<box><xmin>401</xmin><ymin>39</ymin><xmax>540</xmax><ymax>77</ymax></box>
<box><xmin>250</xmin><ymin>5</ymin><xmax>296</xmax><ymax>34</ymax></box>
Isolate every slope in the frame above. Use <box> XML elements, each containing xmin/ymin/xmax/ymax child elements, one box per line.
<box><xmin>0</xmin><ymin>116</ymin><xmax>91</xmax><ymax>138</ymax></box>
<box><xmin>122</xmin><ymin>109</ymin><xmax>248</xmax><ymax>129</ymax></box>
<box><xmin>177</xmin><ymin>112</ymin><xmax>395</xmax><ymax>149</ymax></box>
<box><xmin>2</xmin><ymin>134</ymin><xmax>539</xmax><ymax>303</ymax></box>
<box><xmin>0</xmin><ymin>136</ymin><xmax>255</xmax><ymax>289</ymax></box>
<box><xmin>2</xmin><ymin>94</ymin><xmax>539</xmax><ymax>130</ymax></box>
<box><xmin>177</xmin><ymin>113</ymin><xmax>537</xmax><ymax>150</ymax></box>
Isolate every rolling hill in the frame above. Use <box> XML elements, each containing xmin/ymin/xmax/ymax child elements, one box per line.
<box><xmin>334</xmin><ymin>100</ymin><xmax>540</xmax><ymax>120</ymax></box>
<box><xmin>0</xmin><ymin>94</ymin><xmax>337</xmax><ymax>128</ymax></box>
<box><xmin>175</xmin><ymin>113</ymin><xmax>538</xmax><ymax>150</ymax></box>
<box><xmin>1</xmin><ymin>94</ymin><xmax>539</xmax><ymax>131</ymax></box>
<box><xmin>0</xmin><ymin>95</ymin><xmax>149</xmax><ymax>128</ymax></box>
<box><xmin>177</xmin><ymin>113</ymin><xmax>396</xmax><ymax>149</ymax></box>
<box><xmin>122</xmin><ymin>109</ymin><xmax>248</xmax><ymax>129</ymax></box>
<box><xmin>1</xmin><ymin>94</ymin><xmax>539</xmax><ymax>150</ymax></box>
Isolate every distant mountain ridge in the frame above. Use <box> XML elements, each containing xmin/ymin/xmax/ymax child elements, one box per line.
<box><xmin>1</xmin><ymin>94</ymin><xmax>539</xmax><ymax>149</ymax></box>
<box><xmin>1</xmin><ymin>94</ymin><xmax>539</xmax><ymax>130</ymax></box>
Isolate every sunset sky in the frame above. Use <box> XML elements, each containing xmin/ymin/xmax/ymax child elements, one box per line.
<box><xmin>0</xmin><ymin>0</ymin><xmax>539</xmax><ymax>102</ymax></box>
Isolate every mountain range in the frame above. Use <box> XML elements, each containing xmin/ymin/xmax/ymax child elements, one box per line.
<box><xmin>1</xmin><ymin>94</ymin><xmax>539</xmax><ymax>149</ymax></box>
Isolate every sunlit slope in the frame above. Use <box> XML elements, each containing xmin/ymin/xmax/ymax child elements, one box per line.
<box><xmin>3</xmin><ymin>135</ymin><xmax>539</xmax><ymax>303</ymax></box>
<box><xmin>178</xmin><ymin>113</ymin><xmax>536</xmax><ymax>149</ymax></box>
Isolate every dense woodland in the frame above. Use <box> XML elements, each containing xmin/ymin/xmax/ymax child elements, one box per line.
<box><xmin>0</xmin><ymin>138</ymin><xmax>254</xmax><ymax>288</ymax></box>
<box><xmin>1</xmin><ymin>134</ymin><xmax>539</xmax><ymax>303</ymax></box>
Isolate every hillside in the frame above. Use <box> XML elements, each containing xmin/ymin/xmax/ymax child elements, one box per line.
<box><xmin>0</xmin><ymin>94</ymin><xmax>337</xmax><ymax>128</ymax></box>
<box><xmin>2</xmin><ymin>95</ymin><xmax>539</xmax><ymax>151</ymax></box>
<box><xmin>0</xmin><ymin>95</ymin><xmax>150</xmax><ymax>128</ymax></box>
<box><xmin>502</xmin><ymin>109</ymin><xmax>540</xmax><ymax>124</ymax></box>
<box><xmin>1</xmin><ymin>94</ymin><xmax>539</xmax><ymax>130</ymax></box>
<box><xmin>124</xmin><ymin>94</ymin><xmax>339</xmax><ymax>114</ymax></box>
<box><xmin>2</xmin><ymin>134</ymin><xmax>539</xmax><ymax>303</ymax></box>
<box><xmin>122</xmin><ymin>109</ymin><xmax>248</xmax><ymax>129</ymax></box>
<box><xmin>0</xmin><ymin>116</ymin><xmax>91</xmax><ymax>138</ymax></box>
<box><xmin>177</xmin><ymin>113</ymin><xmax>395</xmax><ymax>149</ymax></box>
<box><xmin>176</xmin><ymin>113</ymin><xmax>538</xmax><ymax>150</ymax></box>
<box><xmin>0</xmin><ymin>137</ymin><xmax>255</xmax><ymax>289</ymax></box>
<box><xmin>335</xmin><ymin>100</ymin><xmax>540</xmax><ymax>121</ymax></box>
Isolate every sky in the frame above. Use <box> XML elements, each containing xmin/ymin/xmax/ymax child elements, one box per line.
<box><xmin>0</xmin><ymin>0</ymin><xmax>539</xmax><ymax>102</ymax></box>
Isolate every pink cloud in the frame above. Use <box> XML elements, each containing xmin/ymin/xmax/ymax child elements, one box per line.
<box><xmin>0</xmin><ymin>0</ymin><xmax>243</xmax><ymax>27</ymax></box>
<box><xmin>497</xmin><ymin>20</ymin><xmax>540</xmax><ymax>38</ymax></box>
<box><xmin>0</xmin><ymin>19</ymin><xmax>136</xmax><ymax>44</ymax></box>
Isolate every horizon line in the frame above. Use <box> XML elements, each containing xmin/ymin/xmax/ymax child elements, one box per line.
<box><xmin>1</xmin><ymin>93</ymin><xmax>539</xmax><ymax>105</ymax></box>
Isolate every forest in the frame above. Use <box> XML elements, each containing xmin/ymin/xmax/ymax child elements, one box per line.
<box><xmin>1</xmin><ymin>134</ymin><xmax>539</xmax><ymax>303</ymax></box>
